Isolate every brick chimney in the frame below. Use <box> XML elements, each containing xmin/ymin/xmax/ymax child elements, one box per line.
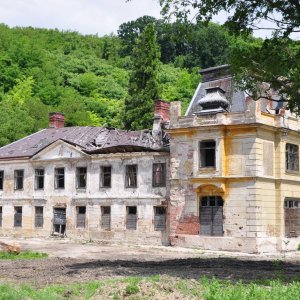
<box><xmin>154</xmin><ymin>100</ymin><xmax>170</xmax><ymax>123</ymax></box>
<box><xmin>49</xmin><ymin>112</ymin><xmax>65</xmax><ymax>129</ymax></box>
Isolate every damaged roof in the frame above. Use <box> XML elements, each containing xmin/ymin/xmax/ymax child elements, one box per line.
<box><xmin>0</xmin><ymin>126</ymin><xmax>167</xmax><ymax>160</ymax></box>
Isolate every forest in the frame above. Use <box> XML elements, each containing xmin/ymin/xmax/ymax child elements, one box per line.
<box><xmin>0</xmin><ymin>16</ymin><xmax>253</xmax><ymax>146</ymax></box>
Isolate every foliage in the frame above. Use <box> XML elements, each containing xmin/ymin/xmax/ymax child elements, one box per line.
<box><xmin>0</xmin><ymin>250</ymin><xmax>48</xmax><ymax>260</ymax></box>
<box><xmin>154</xmin><ymin>0</ymin><xmax>300</xmax><ymax>113</ymax></box>
<box><xmin>124</xmin><ymin>23</ymin><xmax>161</xmax><ymax>130</ymax></box>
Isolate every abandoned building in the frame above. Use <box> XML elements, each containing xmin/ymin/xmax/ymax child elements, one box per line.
<box><xmin>0</xmin><ymin>64</ymin><xmax>300</xmax><ymax>253</ymax></box>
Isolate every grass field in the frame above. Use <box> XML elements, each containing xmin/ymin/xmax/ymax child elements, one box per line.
<box><xmin>0</xmin><ymin>275</ymin><xmax>299</xmax><ymax>300</ymax></box>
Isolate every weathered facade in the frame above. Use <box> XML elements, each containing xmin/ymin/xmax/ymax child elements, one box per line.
<box><xmin>168</xmin><ymin>65</ymin><xmax>300</xmax><ymax>253</ymax></box>
<box><xmin>0</xmin><ymin>102</ymin><xmax>170</xmax><ymax>245</ymax></box>
<box><xmin>1</xmin><ymin>65</ymin><xmax>300</xmax><ymax>253</ymax></box>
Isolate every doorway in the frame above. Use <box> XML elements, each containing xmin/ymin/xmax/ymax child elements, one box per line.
<box><xmin>53</xmin><ymin>208</ymin><xmax>66</xmax><ymax>235</ymax></box>
<box><xmin>200</xmin><ymin>196</ymin><xmax>223</xmax><ymax>236</ymax></box>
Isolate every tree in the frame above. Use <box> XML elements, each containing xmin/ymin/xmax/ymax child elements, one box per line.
<box><xmin>124</xmin><ymin>23</ymin><xmax>161</xmax><ymax>130</ymax></box>
<box><xmin>152</xmin><ymin>0</ymin><xmax>300</xmax><ymax>111</ymax></box>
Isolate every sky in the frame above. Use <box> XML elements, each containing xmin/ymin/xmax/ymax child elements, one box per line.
<box><xmin>0</xmin><ymin>0</ymin><xmax>162</xmax><ymax>36</ymax></box>
<box><xmin>0</xmin><ymin>0</ymin><xmax>296</xmax><ymax>39</ymax></box>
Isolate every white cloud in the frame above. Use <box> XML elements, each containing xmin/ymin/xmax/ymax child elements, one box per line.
<box><xmin>0</xmin><ymin>0</ymin><xmax>161</xmax><ymax>35</ymax></box>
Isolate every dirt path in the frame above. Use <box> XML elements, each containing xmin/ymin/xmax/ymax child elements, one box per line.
<box><xmin>0</xmin><ymin>237</ymin><xmax>299</xmax><ymax>287</ymax></box>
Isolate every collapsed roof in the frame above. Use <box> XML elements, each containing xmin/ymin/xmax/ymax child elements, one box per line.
<box><xmin>0</xmin><ymin>126</ymin><xmax>168</xmax><ymax>160</ymax></box>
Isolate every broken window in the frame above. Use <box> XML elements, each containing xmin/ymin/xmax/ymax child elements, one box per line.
<box><xmin>100</xmin><ymin>166</ymin><xmax>112</xmax><ymax>188</ymax></box>
<box><xmin>76</xmin><ymin>167</ymin><xmax>87</xmax><ymax>189</ymax></box>
<box><xmin>101</xmin><ymin>206</ymin><xmax>111</xmax><ymax>230</ymax></box>
<box><xmin>35</xmin><ymin>169</ymin><xmax>44</xmax><ymax>190</ymax></box>
<box><xmin>126</xmin><ymin>206</ymin><xmax>137</xmax><ymax>230</ymax></box>
<box><xmin>14</xmin><ymin>169</ymin><xmax>24</xmax><ymax>190</ymax></box>
<box><xmin>0</xmin><ymin>170</ymin><xmax>3</xmax><ymax>190</ymax></box>
<box><xmin>54</xmin><ymin>168</ymin><xmax>65</xmax><ymax>189</ymax></box>
<box><xmin>286</xmin><ymin>143</ymin><xmax>299</xmax><ymax>172</ymax></box>
<box><xmin>152</xmin><ymin>163</ymin><xmax>166</xmax><ymax>187</ymax></box>
<box><xmin>35</xmin><ymin>206</ymin><xmax>44</xmax><ymax>228</ymax></box>
<box><xmin>14</xmin><ymin>206</ymin><xmax>22</xmax><ymax>227</ymax></box>
<box><xmin>200</xmin><ymin>196</ymin><xmax>223</xmax><ymax>236</ymax></box>
<box><xmin>199</xmin><ymin>140</ymin><xmax>216</xmax><ymax>168</ymax></box>
<box><xmin>154</xmin><ymin>206</ymin><xmax>166</xmax><ymax>231</ymax></box>
<box><xmin>76</xmin><ymin>206</ymin><xmax>86</xmax><ymax>228</ymax></box>
<box><xmin>284</xmin><ymin>198</ymin><xmax>300</xmax><ymax>237</ymax></box>
<box><xmin>0</xmin><ymin>207</ymin><xmax>2</xmax><ymax>227</ymax></box>
<box><xmin>125</xmin><ymin>165</ymin><xmax>137</xmax><ymax>188</ymax></box>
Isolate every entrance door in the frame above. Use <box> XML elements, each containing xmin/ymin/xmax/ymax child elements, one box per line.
<box><xmin>53</xmin><ymin>208</ymin><xmax>66</xmax><ymax>235</ymax></box>
<box><xmin>200</xmin><ymin>196</ymin><xmax>223</xmax><ymax>236</ymax></box>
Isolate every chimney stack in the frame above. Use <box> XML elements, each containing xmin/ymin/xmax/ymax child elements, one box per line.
<box><xmin>49</xmin><ymin>112</ymin><xmax>65</xmax><ymax>129</ymax></box>
<box><xmin>154</xmin><ymin>100</ymin><xmax>170</xmax><ymax>123</ymax></box>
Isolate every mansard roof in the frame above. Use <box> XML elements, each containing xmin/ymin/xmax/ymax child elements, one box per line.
<box><xmin>0</xmin><ymin>126</ymin><xmax>167</xmax><ymax>160</ymax></box>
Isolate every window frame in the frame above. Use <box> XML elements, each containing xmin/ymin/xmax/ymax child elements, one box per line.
<box><xmin>34</xmin><ymin>206</ymin><xmax>44</xmax><ymax>228</ymax></box>
<box><xmin>14</xmin><ymin>169</ymin><xmax>24</xmax><ymax>190</ymax></box>
<box><xmin>126</xmin><ymin>206</ymin><xmax>137</xmax><ymax>230</ymax></box>
<box><xmin>0</xmin><ymin>206</ymin><xmax>2</xmax><ymax>227</ymax></box>
<box><xmin>0</xmin><ymin>170</ymin><xmax>3</xmax><ymax>190</ymax></box>
<box><xmin>76</xmin><ymin>167</ymin><xmax>87</xmax><ymax>189</ymax></box>
<box><xmin>154</xmin><ymin>206</ymin><xmax>166</xmax><ymax>231</ymax></box>
<box><xmin>101</xmin><ymin>206</ymin><xmax>111</xmax><ymax>230</ymax></box>
<box><xmin>76</xmin><ymin>206</ymin><xmax>86</xmax><ymax>228</ymax></box>
<box><xmin>100</xmin><ymin>166</ymin><xmax>112</xmax><ymax>188</ymax></box>
<box><xmin>125</xmin><ymin>164</ymin><xmax>138</xmax><ymax>188</ymax></box>
<box><xmin>54</xmin><ymin>167</ymin><xmax>65</xmax><ymax>189</ymax></box>
<box><xmin>14</xmin><ymin>206</ymin><xmax>22</xmax><ymax>227</ymax></box>
<box><xmin>34</xmin><ymin>168</ymin><xmax>45</xmax><ymax>190</ymax></box>
<box><xmin>199</xmin><ymin>140</ymin><xmax>216</xmax><ymax>169</ymax></box>
<box><xmin>152</xmin><ymin>163</ymin><xmax>166</xmax><ymax>187</ymax></box>
<box><xmin>286</xmin><ymin>143</ymin><xmax>299</xmax><ymax>172</ymax></box>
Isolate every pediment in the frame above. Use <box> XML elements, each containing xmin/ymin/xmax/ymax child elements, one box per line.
<box><xmin>31</xmin><ymin>140</ymin><xmax>88</xmax><ymax>161</ymax></box>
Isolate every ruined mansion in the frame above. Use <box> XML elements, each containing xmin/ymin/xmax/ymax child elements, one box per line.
<box><xmin>0</xmin><ymin>65</ymin><xmax>300</xmax><ymax>253</ymax></box>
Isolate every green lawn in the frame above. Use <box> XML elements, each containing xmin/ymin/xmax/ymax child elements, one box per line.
<box><xmin>0</xmin><ymin>276</ymin><xmax>299</xmax><ymax>300</ymax></box>
<box><xmin>0</xmin><ymin>250</ymin><xmax>48</xmax><ymax>260</ymax></box>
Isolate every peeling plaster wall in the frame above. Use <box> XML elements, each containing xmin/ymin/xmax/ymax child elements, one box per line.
<box><xmin>0</xmin><ymin>152</ymin><xmax>169</xmax><ymax>245</ymax></box>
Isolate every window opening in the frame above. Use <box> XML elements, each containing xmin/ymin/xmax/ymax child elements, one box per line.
<box><xmin>35</xmin><ymin>206</ymin><xmax>44</xmax><ymax>228</ymax></box>
<box><xmin>76</xmin><ymin>167</ymin><xmax>87</xmax><ymax>189</ymax></box>
<box><xmin>54</xmin><ymin>168</ymin><xmax>65</xmax><ymax>189</ymax></box>
<box><xmin>14</xmin><ymin>206</ymin><xmax>22</xmax><ymax>227</ymax></box>
<box><xmin>200</xmin><ymin>140</ymin><xmax>216</xmax><ymax>168</ymax></box>
<box><xmin>126</xmin><ymin>206</ymin><xmax>137</xmax><ymax>230</ymax></box>
<box><xmin>35</xmin><ymin>169</ymin><xmax>44</xmax><ymax>190</ymax></box>
<box><xmin>76</xmin><ymin>206</ymin><xmax>86</xmax><ymax>228</ymax></box>
<box><xmin>0</xmin><ymin>170</ymin><xmax>3</xmax><ymax>190</ymax></box>
<box><xmin>152</xmin><ymin>163</ymin><xmax>166</xmax><ymax>187</ymax></box>
<box><xmin>154</xmin><ymin>206</ymin><xmax>166</xmax><ymax>231</ymax></box>
<box><xmin>101</xmin><ymin>166</ymin><xmax>112</xmax><ymax>188</ymax></box>
<box><xmin>0</xmin><ymin>206</ymin><xmax>2</xmax><ymax>227</ymax></box>
<box><xmin>101</xmin><ymin>206</ymin><xmax>111</xmax><ymax>230</ymax></box>
<box><xmin>53</xmin><ymin>208</ymin><xmax>66</xmax><ymax>235</ymax></box>
<box><xmin>286</xmin><ymin>143</ymin><xmax>299</xmax><ymax>171</ymax></box>
<box><xmin>284</xmin><ymin>198</ymin><xmax>300</xmax><ymax>237</ymax></box>
<box><xmin>14</xmin><ymin>170</ymin><xmax>24</xmax><ymax>190</ymax></box>
<box><xmin>125</xmin><ymin>165</ymin><xmax>137</xmax><ymax>188</ymax></box>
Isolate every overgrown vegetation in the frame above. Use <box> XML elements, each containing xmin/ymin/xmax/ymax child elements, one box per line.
<box><xmin>0</xmin><ymin>275</ymin><xmax>299</xmax><ymax>300</ymax></box>
<box><xmin>0</xmin><ymin>250</ymin><xmax>48</xmax><ymax>260</ymax></box>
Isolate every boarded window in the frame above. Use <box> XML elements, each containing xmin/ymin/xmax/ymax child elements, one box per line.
<box><xmin>76</xmin><ymin>167</ymin><xmax>87</xmax><ymax>189</ymax></box>
<box><xmin>101</xmin><ymin>206</ymin><xmax>111</xmax><ymax>230</ymax></box>
<box><xmin>284</xmin><ymin>198</ymin><xmax>300</xmax><ymax>237</ymax></box>
<box><xmin>54</xmin><ymin>168</ymin><xmax>65</xmax><ymax>189</ymax></box>
<box><xmin>0</xmin><ymin>170</ymin><xmax>3</xmax><ymax>190</ymax></box>
<box><xmin>76</xmin><ymin>206</ymin><xmax>86</xmax><ymax>228</ymax></box>
<box><xmin>35</xmin><ymin>169</ymin><xmax>44</xmax><ymax>190</ymax></box>
<box><xmin>14</xmin><ymin>206</ymin><xmax>22</xmax><ymax>227</ymax></box>
<box><xmin>14</xmin><ymin>170</ymin><xmax>24</xmax><ymax>190</ymax></box>
<box><xmin>125</xmin><ymin>165</ymin><xmax>137</xmax><ymax>188</ymax></box>
<box><xmin>101</xmin><ymin>166</ymin><xmax>112</xmax><ymax>188</ymax></box>
<box><xmin>152</xmin><ymin>163</ymin><xmax>166</xmax><ymax>187</ymax></box>
<box><xmin>286</xmin><ymin>143</ymin><xmax>299</xmax><ymax>172</ymax></box>
<box><xmin>126</xmin><ymin>206</ymin><xmax>137</xmax><ymax>230</ymax></box>
<box><xmin>0</xmin><ymin>206</ymin><xmax>2</xmax><ymax>227</ymax></box>
<box><xmin>200</xmin><ymin>140</ymin><xmax>216</xmax><ymax>168</ymax></box>
<box><xmin>35</xmin><ymin>206</ymin><xmax>44</xmax><ymax>228</ymax></box>
<box><xmin>154</xmin><ymin>206</ymin><xmax>166</xmax><ymax>231</ymax></box>
<box><xmin>200</xmin><ymin>196</ymin><xmax>223</xmax><ymax>236</ymax></box>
